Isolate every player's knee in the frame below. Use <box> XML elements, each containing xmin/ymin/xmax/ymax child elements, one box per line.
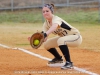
<box><xmin>57</xmin><ymin>38</ymin><xmax>65</xmax><ymax>46</ymax></box>
<box><xmin>43</xmin><ymin>42</ymin><xmax>50</xmax><ymax>50</ymax></box>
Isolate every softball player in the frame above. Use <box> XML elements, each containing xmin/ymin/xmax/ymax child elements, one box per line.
<box><xmin>42</xmin><ymin>4</ymin><xmax>82</xmax><ymax>69</ymax></box>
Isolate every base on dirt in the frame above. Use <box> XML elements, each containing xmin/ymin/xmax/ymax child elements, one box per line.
<box><xmin>47</xmin><ymin>62</ymin><xmax>65</xmax><ymax>67</ymax></box>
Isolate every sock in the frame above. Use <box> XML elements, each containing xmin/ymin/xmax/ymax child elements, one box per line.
<box><xmin>48</xmin><ymin>48</ymin><xmax>62</xmax><ymax>59</ymax></box>
<box><xmin>59</xmin><ymin>45</ymin><xmax>71</xmax><ymax>62</ymax></box>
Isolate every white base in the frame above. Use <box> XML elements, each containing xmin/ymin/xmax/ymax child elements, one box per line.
<box><xmin>47</xmin><ymin>62</ymin><xmax>65</xmax><ymax>67</ymax></box>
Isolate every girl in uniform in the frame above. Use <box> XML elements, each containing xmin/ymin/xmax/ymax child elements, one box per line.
<box><xmin>42</xmin><ymin>4</ymin><xmax>82</xmax><ymax>69</ymax></box>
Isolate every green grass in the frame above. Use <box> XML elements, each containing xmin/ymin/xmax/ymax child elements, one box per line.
<box><xmin>57</xmin><ymin>11</ymin><xmax>99</xmax><ymax>24</ymax></box>
<box><xmin>0</xmin><ymin>8</ymin><xmax>99</xmax><ymax>24</ymax></box>
<box><xmin>0</xmin><ymin>10</ymin><xmax>43</xmax><ymax>23</ymax></box>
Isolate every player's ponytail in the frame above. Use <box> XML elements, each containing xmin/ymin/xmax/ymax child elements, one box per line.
<box><xmin>51</xmin><ymin>4</ymin><xmax>54</xmax><ymax>8</ymax></box>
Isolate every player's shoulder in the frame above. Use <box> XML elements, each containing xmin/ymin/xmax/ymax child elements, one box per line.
<box><xmin>53</xmin><ymin>15</ymin><xmax>61</xmax><ymax>19</ymax></box>
<box><xmin>52</xmin><ymin>15</ymin><xmax>63</xmax><ymax>22</ymax></box>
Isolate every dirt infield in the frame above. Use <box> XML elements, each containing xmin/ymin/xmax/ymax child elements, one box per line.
<box><xmin>0</xmin><ymin>46</ymin><xmax>100</xmax><ymax>75</ymax></box>
<box><xmin>0</xmin><ymin>23</ymin><xmax>100</xmax><ymax>75</ymax></box>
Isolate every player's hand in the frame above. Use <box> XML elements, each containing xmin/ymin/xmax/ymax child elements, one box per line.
<box><xmin>44</xmin><ymin>37</ymin><xmax>48</xmax><ymax>42</ymax></box>
<box><xmin>41</xmin><ymin>31</ymin><xmax>47</xmax><ymax>38</ymax></box>
<box><xmin>43</xmin><ymin>33</ymin><xmax>47</xmax><ymax>38</ymax></box>
<box><xmin>41</xmin><ymin>31</ymin><xmax>48</xmax><ymax>42</ymax></box>
<box><xmin>30</xmin><ymin>32</ymin><xmax>44</xmax><ymax>49</ymax></box>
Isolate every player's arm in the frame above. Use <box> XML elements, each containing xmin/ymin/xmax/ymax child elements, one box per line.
<box><xmin>42</xmin><ymin>22</ymin><xmax>48</xmax><ymax>32</ymax></box>
<box><xmin>46</xmin><ymin>23</ymin><xmax>58</xmax><ymax>35</ymax></box>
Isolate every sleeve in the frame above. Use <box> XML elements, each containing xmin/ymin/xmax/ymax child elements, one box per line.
<box><xmin>52</xmin><ymin>16</ymin><xmax>62</xmax><ymax>26</ymax></box>
<box><xmin>42</xmin><ymin>21</ymin><xmax>48</xmax><ymax>32</ymax></box>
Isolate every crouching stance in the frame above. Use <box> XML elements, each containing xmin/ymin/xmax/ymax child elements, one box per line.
<box><xmin>42</xmin><ymin>4</ymin><xmax>82</xmax><ymax>69</ymax></box>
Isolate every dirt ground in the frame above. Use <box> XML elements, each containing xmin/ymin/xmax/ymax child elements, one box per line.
<box><xmin>0</xmin><ymin>46</ymin><xmax>100</xmax><ymax>75</ymax></box>
<box><xmin>0</xmin><ymin>23</ymin><xmax>100</xmax><ymax>75</ymax></box>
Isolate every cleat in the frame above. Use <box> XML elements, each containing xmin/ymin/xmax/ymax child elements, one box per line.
<box><xmin>48</xmin><ymin>57</ymin><xmax>63</xmax><ymax>64</ymax></box>
<box><xmin>61</xmin><ymin>62</ymin><xmax>73</xmax><ymax>69</ymax></box>
<box><xmin>47</xmin><ymin>57</ymin><xmax>65</xmax><ymax>67</ymax></box>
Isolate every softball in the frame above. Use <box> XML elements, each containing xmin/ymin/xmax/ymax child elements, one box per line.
<box><xmin>33</xmin><ymin>39</ymin><xmax>40</xmax><ymax>45</ymax></box>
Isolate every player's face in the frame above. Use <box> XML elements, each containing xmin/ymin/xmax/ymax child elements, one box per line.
<box><xmin>42</xmin><ymin>7</ymin><xmax>53</xmax><ymax>20</ymax></box>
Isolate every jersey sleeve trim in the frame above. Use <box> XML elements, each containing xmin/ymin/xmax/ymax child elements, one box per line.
<box><xmin>61</xmin><ymin>22</ymin><xmax>71</xmax><ymax>30</ymax></box>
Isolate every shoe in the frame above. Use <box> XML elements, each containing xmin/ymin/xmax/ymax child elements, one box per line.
<box><xmin>48</xmin><ymin>57</ymin><xmax>63</xmax><ymax>64</ymax></box>
<box><xmin>61</xmin><ymin>61</ymin><xmax>73</xmax><ymax>69</ymax></box>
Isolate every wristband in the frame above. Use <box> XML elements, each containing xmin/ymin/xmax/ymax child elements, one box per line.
<box><xmin>44</xmin><ymin>33</ymin><xmax>47</xmax><ymax>38</ymax></box>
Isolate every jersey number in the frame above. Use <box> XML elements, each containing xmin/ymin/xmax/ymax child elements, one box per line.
<box><xmin>61</xmin><ymin>30</ymin><xmax>68</xmax><ymax>36</ymax></box>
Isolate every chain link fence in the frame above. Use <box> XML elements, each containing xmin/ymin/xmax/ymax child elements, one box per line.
<box><xmin>0</xmin><ymin>0</ymin><xmax>100</xmax><ymax>22</ymax></box>
<box><xmin>0</xmin><ymin>0</ymin><xmax>99</xmax><ymax>10</ymax></box>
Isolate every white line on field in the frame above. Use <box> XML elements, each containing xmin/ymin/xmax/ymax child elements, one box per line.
<box><xmin>0</xmin><ymin>44</ymin><xmax>99</xmax><ymax>75</ymax></box>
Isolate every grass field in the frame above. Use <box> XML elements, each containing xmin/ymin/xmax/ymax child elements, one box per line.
<box><xmin>0</xmin><ymin>22</ymin><xmax>100</xmax><ymax>52</ymax></box>
<box><xmin>0</xmin><ymin>8</ymin><xmax>99</xmax><ymax>23</ymax></box>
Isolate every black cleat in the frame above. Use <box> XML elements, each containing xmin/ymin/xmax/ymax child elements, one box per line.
<box><xmin>61</xmin><ymin>62</ymin><xmax>73</xmax><ymax>69</ymax></box>
<box><xmin>48</xmin><ymin>57</ymin><xmax>63</xmax><ymax>64</ymax></box>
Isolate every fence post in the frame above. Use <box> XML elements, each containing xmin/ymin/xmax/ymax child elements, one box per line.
<box><xmin>42</xmin><ymin>0</ymin><xmax>44</xmax><ymax>22</ymax></box>
<box><xmin>42</xmin><ymin>0</ymin><xmax>44</xmax><ymax>6</ymax></box>
<box><xmin>11</xmin><ymin>0</ymin><xmax>14</xmax><ymax>11</ymax></box>
<box><xmin>99</xmin><ymin>0</ymin><xmax>100</xmax><ymax>22</ymax></box>
<box><xmin>67</xmin><ymin>0</ymin><xmax>69</xmax><ymax>7</ymax></box>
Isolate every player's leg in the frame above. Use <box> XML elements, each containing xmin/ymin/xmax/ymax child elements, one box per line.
<box><xmin>44</xmin><ymin>36</ymin><xmax>60</xmax><ymax>50</ymax></box>
<box><xmin>59</xmin><ymin>45</ymin><xmax>73</xmax><ymax>69</ymax></box>
<box><xmin>58</xmin><ymin>35</ymin><xmax>82</xmax><ymax>47</ymax></box>
<box><xmin>44</xmin><ymin>36</ymin><xmax>64</xmax><ymax>66</ymax></box>
<box><xmin>57</xmin><ymin>34</ymin><xmax>82</xmax><ymax>69</ymax></box>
